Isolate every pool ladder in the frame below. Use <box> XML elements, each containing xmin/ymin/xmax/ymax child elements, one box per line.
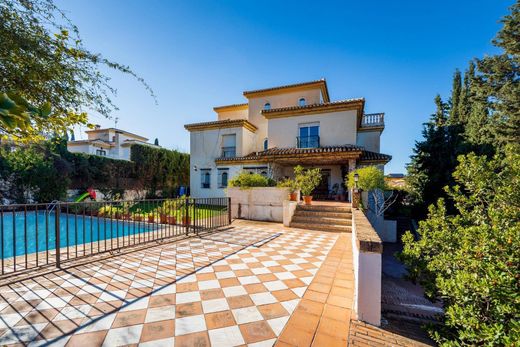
<box><xmin>47</xmin><ymin>200</ymin><xmax>60</xmax><ymax>213</ymax></box>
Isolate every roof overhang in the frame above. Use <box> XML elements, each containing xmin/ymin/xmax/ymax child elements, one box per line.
<box><xmin>184</xmin><ymin>119</ymin><xmax>257</xmax><ymax>133</ymax></box>
<box><xmin>243</xmin><ymin>80</ymin><xmax>330</xmax><ymax>103</ymax></box>
<box><xmin>213</xmin><ymin>103</ymin><xmax>248</xmax><ymax>113</ymax></box>
<box><xmin>85</xmin><ymin>128</ymin><xmax>148</xmax><ymax>142</ymax></box>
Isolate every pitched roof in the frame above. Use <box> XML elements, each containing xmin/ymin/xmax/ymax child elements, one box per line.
<box><xmin>359</xmin><ymin>150</ymin><xmax>392</xmax><ymax>163</ymax></box>
<box><xmin>213</xmin><ymin>103</ymin><xmax>248</xmax><ymax>113</ymax></box>
<box><xmin>261</xmin><ymin>98</ymin><xmax>365</xmax><ymax>118</ymax></box>
<box><xmin>184</xmin><ymin>119</ymin><xmax>258</xmax><ymax>132</ymax></box>
<box><xmin>243</xmin><ymin>79</ymin><xmax>330</xmax><ymax>102</ymax></box>
<box><xmin>85</xmin><ymin>128</ymin><xmax>148</xmax><ymax>141</ymax></box>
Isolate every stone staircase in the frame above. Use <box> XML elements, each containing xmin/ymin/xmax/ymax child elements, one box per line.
<box><xmin>290</xmin><ymin>203</ymin><xmax>352</xmax><ymax>232</ymax></box>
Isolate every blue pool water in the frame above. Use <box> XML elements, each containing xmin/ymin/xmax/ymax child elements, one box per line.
<box><xmin>0</xmin><ymin>212</ymin><xmax>155</xmax><ymax>258</ymax></box>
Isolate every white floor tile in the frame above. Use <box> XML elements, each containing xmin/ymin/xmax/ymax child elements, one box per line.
<box><xmin>175</xmin><ymin>291</ymin><xmax>201</xmax><ymax>304</ymax></box>
<box><xmin>175</xmin><ymin>314</ymin><xmax>206</xmax><ymax>335</ymax></box>
<box><xmin>232</xmin><ymin>306</ymin><xmax>263</xmax><ymax>324</ymax></box>
<box><xmin>102</xmin><ymin>324</ymin><xmax>143</xmax><ymax>346</ymax></box>
<box><xmin>208</xmin><ymin>325</ymin><xmax>245</xmax><ymax>347</ymax></box>
<box><xmin>202</xmin><ymin>298</ymin><xmax>229</xmax><ymax>313</ymax></box>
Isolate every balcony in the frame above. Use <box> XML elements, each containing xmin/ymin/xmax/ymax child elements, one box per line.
<box><xmin>221</xmin><ymin>146</ymin><xmax>236</xmax><ymax>158</ymax></box>
<box><xmin>361</xmin><ymin>113</ymin><xmax>385</xmax><ymax>128</ymax></box>
<box><xmin>297</xmin><ymin>135</ymin><xmax>320</xmax><ymax>148</ymax></box>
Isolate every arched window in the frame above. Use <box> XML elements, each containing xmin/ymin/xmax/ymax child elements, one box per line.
<box><xmin>264</xmin><ymin>102</ymin><xmax>271</xmax><ymax>110</ymax></box>
<box><xmin>298</xmin><ymin>98</ymin><xmax>306</xmax><ymax>107</ymax></box>
<box><xmin>221</xmin><ymin>172</ymin><xmax>228</xmax><ymax>187</ymax></box>
<box><xmin>263</xmin><ymin>138</ymin><xmax>268</xmax><ymax>151</ymax></box>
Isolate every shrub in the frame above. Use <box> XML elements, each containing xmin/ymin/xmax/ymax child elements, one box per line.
<box><xmin>228</xmin><ymin>171</ymin><xmax>275</xmax><ymax>189</ymax></box>
<box><xmin>294</xmin><ymin>166</ymin><xmax>321</xmax><ymax>196</ymax></box>
<box><xmin>276</xmin><ymin>178</ymin><xmax>299</xmax><ymax>192</ymax></box>
<box><xmin>399</xmin><ymin>148</ymin><xmax>520</xmax><ymax>345</ymax></box>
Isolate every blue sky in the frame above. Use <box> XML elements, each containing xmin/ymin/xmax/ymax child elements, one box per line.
<box><xmin>58</xmin><ymin>0</ymin><xmax>513</xmax><ymax>173</ymax></box>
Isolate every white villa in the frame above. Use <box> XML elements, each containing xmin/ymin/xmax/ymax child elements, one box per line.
<box><xmin>67</xmin><ymin>126</ymin><xmax>159</xmax><ymax>161</ymax></box>
<box><xmin>185</xmin><ymin>79</ymin><xmax>391</xmax><ymax>199</ymax></box>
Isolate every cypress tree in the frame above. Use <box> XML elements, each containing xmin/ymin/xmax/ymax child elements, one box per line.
<box><xmin>448</xmin><ymin>70</ymin><xmax>462</xmax><ymax>124</ymax></box>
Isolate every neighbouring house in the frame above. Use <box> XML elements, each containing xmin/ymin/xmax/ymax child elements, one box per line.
<box><xmin>385</xmin><ymin>173</ymin><xmax>406</xmax><ymax>189</ymax></box>
<box><xmin>67</xmin><ymin>126</ymin><xmax>160</xmax><ymax>160</ymax></box>
<box><xmin>185</xmin><ymin>79</ymin><xmax>391</xmax><ymax>199</ymax></box>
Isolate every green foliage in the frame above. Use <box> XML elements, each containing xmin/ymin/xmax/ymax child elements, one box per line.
<box><xmin>276</xmin><ymin>178</ymin><xmax>299</xmax><ymax>192</ymax></box>
<box><xmin>0</xmin><ymin>0</ymin><xmax>154</xmax><ymax>141</ymax></box>
<box><xmin>228</xmin><ymin>171</ymin><xmax>275</xmax><ymax>189</ymax></box>
<box><xmin>0</xmin><ymin>142</ymin><xmax>70</xmax><ymax>202</ymax></box>
<box><xmin>130</xmin><ymin>144</ymin><xmax>190</xmax><ymax>197</ymax></box>
<box><xmin>346</xmin><ymin>166</ymin><xmax>385</xmax><ymax>191</ymax></box>
<box><xmin>294</xmin><ymin>165</ymin><xmax>321</xmax><ymax>196</ymax></box>
<box><xmin>400</xmin><ymin>148</ymin><xmax>520</xmax><ymax>345</ymax></box>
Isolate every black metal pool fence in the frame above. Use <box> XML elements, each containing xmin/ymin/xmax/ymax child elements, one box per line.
<box><xmin>0</xmin><ymin>197</ymin><xmax>231</xmax><ymax>275</ymax></box>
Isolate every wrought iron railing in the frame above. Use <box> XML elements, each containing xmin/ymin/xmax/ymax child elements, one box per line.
<box><xmin>297</xmin><ymin>135</ymin><xmax>320</xmax><ymax>148</ymax></box>
<box><xmin>361</xmin><ymin>113</ymin><xmax>385</xmax><ymax>127</ymax></box>
<box><xmin>0</xmin><ymin>197</ymin><xmax>231</xmax><ymax>276</ymax></box>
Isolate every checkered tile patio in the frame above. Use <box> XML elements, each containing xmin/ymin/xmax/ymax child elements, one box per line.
<box><xmin>0</xmin><ymin>220</ymin><xmax>343</xmax><ymax>346</ymax></box>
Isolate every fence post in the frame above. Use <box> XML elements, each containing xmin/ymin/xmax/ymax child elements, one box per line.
<box><xmin>228</xmin><ymin>197</ymin><xmax>232</xmax><ymax>225</ymax></box>
<box><xmin>185</xmin><ymin>197</ymin><xmax>190</xmax><ymax>235</ymax></box>
<box><xmin>55</xmin><ymin>204</ymin><xmax>61</xmax><ymax>268</ymax></box>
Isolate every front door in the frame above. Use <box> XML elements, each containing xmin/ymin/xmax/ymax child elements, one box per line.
<box><xmin>313</xmin><ymin>169</ymin><xmax>331</xmax><ymax>200</ymax></box>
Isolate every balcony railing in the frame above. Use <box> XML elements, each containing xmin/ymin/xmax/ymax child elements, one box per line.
<box><xmin>297</xmin><ymin>136</ymin><xmax>320</xmax><ymax>148</ymax></box>
<box><xmin>221</xmin><ymin>146</ymin><xmax>236</xmax><ymax>158</ymax></box>
<box><xmin>361</xmin><ymin>113</ymin><xmax>385</xmax><ymax>128</ymax></box>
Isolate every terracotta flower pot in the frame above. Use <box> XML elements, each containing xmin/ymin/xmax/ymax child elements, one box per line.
<box><xmin>289</xmin><ymin>192</ymin><xmax>298</xmax><ymax>201</ymax></box>
<box><xmin>303</xmin><ymin>195</ymin><xmax>313</xmax><ymax>205</ymax></box>
<box><xmin>123</xmin><ymin>213</ymin><xmax>131</xmax><ymax>220</ymax></box>
<box><xmin>133</xmin><ymin>215</ymin><xmax>143</xmax><ymax>222</ymax></box>
<box><xmin>147</xmin><ymin>215</ymin><xmax>155</xmax><ymax>223</ymax></box>
<box><xmin>167</xmin><ymin>216</ymin><xmax>177</xmax><ymax>225</ymax></box>
<box><xmin>182</xmin><ymin>216</ymin><xmax>191</xmax><ymax>226</ymax></box>
<box><xmin>159</xmin><ymin>214</ymin><xmax>167</xmax><ymax>224</ymax></box>
<box><xmin>114</xmin><ymin>212</ymin><xmax>122</xmax><ymax>219</ymax></box>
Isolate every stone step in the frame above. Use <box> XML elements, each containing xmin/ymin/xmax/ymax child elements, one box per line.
<box><xmin>290</xmin><ymin>222</ymin><xmax>352</xmax><ymax>233</ymax></box>
<box><xmin>296</xmin><ymin>204</ymin><xmax>351</xmax><ymax>213</ymax></box>
<box><xmin>294</xmin><ymin>210</ymin><xmax>352</xmax><ymax>219</ymax></box>
<box><xmin>292</xmin><ymin>215</ymin><xmax>352</xmax><ymax>226</ymax></box>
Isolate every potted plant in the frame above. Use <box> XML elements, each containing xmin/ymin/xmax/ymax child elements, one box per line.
<box><xmin>147</xmin><ymin>213</ymin><xmax>155</xmax><ymax>223</ymax></box>
<box><xmin>277</xmin><ymin>178</ymin><xmax>299</xmax><ymax>201</ymax></box>
<box><xmin>294</xmin><ymin>165</ymin><xmax>322</xmax><ymax>205</ymax></box>
<box><xmin>180</xmin><ymin>200</ymin><xmax>191</xmax><ymax>226</ymax></box>
<box><xmin>167</xmin><ymin>214</ymin><xmax>177</xmax><ymax>225</ymax></box>
<box><xmin>133</xmin><ymin>209</ymin><xmax>143</xmax><ymax>222</ymax></box>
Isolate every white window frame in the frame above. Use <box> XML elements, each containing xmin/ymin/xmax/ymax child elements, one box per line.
<box><xmin>201</xmin><ymin>169</ymin><xmax>211</xmax><ymax>189</ymax></box>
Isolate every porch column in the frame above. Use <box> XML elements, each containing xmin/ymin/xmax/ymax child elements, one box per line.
<box><xmin>348</xmin><ymin>159</ymin><xmax>357</xmax><ymax>202</ymax></box>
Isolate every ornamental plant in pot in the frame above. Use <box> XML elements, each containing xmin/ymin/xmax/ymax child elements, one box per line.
<box><xmin>294</xmin><ymin>165</ymin><xmax>322</xmax><ymax>205</ymax></box>
<box><xmin>147</xmin><ymin>213</ymin><xmax>155</xmax><ymax>223</ymax></box>
<box><xmin>277</xmin><ymin>178</ymin><xmax>300</xmax><ymax>201</ymax></box>
<box><xmin>179</xmin><ymin>199</ymin><xmax>191</xmax><ymax>226</ymax></box>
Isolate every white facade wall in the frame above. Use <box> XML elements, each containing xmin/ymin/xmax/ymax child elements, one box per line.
<box><xmin>356</xmin><ymin>130</ymin><xmax>381</xmax><ymax>153</ymax></box>
<box><xmin>267</xmin><ymin>109</ymin><xmax>358</xmax><ymax>149</ymax></box>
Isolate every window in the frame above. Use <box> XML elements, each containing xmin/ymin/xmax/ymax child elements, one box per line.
<box><xmin>221</xmin><ymin>134</ymin><xmax>236</xmax><ymax>158</ymax></box>
<box><xmin>96</xmin><ymin>149</ymin><xmax>107</xmax><ymax>156</ymax></box>
<box><xmin>218</xmin><ymin>169</ymin><xmax>229</xmax><ymax>188</ymax></box>
<box><xmin>201</xmin><ymin>169</ymin><xmax>211</xmax><ymax>189</ymax></box>
<box><xmin>263</xmin><ymin>102</ymin><xmax>271</xmax><ymax>110</ymax></box>
<box><xmin>244</xmin><ymin>166</ymin><xmax>269</xmax><ymax>177</ymax></box>
<box><xmin>298</xmin><ymin>123</ymin><xmax>320</xmax><ymax>148</ymax></box>
<box><xmin>263</xmin><ymin>138</ymin><xmax>268</xmax><ymax>151</ymax></box>
<box><xmin>298</xmin><ymin>98</ymin><xmax>306</xmax><ymax>107</ymax></box>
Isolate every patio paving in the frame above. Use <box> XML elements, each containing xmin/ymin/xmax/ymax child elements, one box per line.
<box><xmin>0</xmin><ymin>220</ymin><xmax>341</xmax><ymax>346</ymax></box>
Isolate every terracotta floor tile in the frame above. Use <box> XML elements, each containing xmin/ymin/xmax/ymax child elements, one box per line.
<box><xmin>271</xmin><ymin>289</ymin><xmax>298</xmax><ymax>302</ymax></box>
<box><xmin>205</xmin><ymin>310</ymin><xmax>236</xmax><ymax>330</ymax></box>
<box><xmin>16</xmin><ymin>308</ymin><xmax>59</xmax><ymax>325</ymax></box>
<box><xmin>149</xmin><ymin>294</ymin><xmax>176</xmax><ymax>308</ymax></box>
<box><xmin>312</xmin><ymin>331</ymin><xmax>347</xmax><ymax>347</ymax></box>
<box><xmin>196</xmin><ymin>272</ymin><xmax>216</xmax><ymax>281</ymax></box>
<box><xmin>175</xmin><ymin>301</ymin><xmax>203</xmax><ymax>318</ymax></box>
<box><xmin>239</xmin><ymin>320</ymin><xmax>276</xmax><ymax>344</ymax></box>
<box><xmin>278</xmin><ymin>323</ymin><xmax>314</xmax><ymax>346</ymax></box>
<box><xmin>112</xmin><ymin>309</ymin><xmax>147</xmax><ymax>328</ymax></box>
<box><xmin>234</xmin><ymin>269</ymin><xmax>254</xmax><ymax>277</ymax></box>
<box><xmin>219</xmin><ymin>278</ymin><xmax>241</xmax><ymax>288</ymax></box>
<box><xmin>297</xmin><ymin>299</ymin><xmax>324</xmax><ymax>316</ymax></box>
<box><xmin>227</xmin><ymin>295</ymin><xmax>254</xmax><ymax>309</ymax></box>
<box><xmin>326</xmin><ymin>295</ymin><xmax>351</xmax><ymax>309</ymax></box>
<box><xmin>292</xmin><ymin>270</ymin><xmax>312</xmax><ymax>278</ymax></box>
<box><xmin>303</xmin><ymin>289</ymin><xmax>328</xmax><ymax>304</ymax></box>
<box><xmin>289</xmin><ymin>309</ymin><xmax>321</xmax><ymax>333</ymax></box>
<box><xmin>213</xmin><ymin>265</ymin><xmax>231</xmax><ymax>272</ymax></box>
<box><xmin>283</xmin><ymin>278</ymin><xmax>306</xmax><ymax>288</ymax></box>
<box><xmin>257</xmin><ymin>303</ymin><xmax>289</xmax><ymax>320</ymax></box>
<box><xmin>176</xmin><ymin>282</ymin><xmax>199</xmax><ymax>293</ymax></box>
<box><xmin>175</xmin><ymin>331</ymin><xmax>210</xmax><ymax>347</ymax></box>
<box><xmin>89</xmin><ymin>300</ymin><xmax>122</xmax><ymax>316</ymax></box>
<box><xmin>200</xmin><ymin>288</ymin><xmax>225</xmax><ymax>300</ymax></box>
<box><xmin>39</xmin><ymin>318</ymin><xmax>83</xmax><ymax>339</ymax></box>
<box><xmin>140</xmin><ymin>319</ymin><xmax>175</xmax><ymax>342</ymax></box>
<box><xmin>308</xmin><ymin>282</ymin><xmax>331</xmax><ymax>294</ymax></box>
<box><xmin>330</xmin><ymin>287</ymin><xmax>352</xmax><ymax>298</ymax></box>
<box><xmin>257</xmin><ymin>273</ymin><xmax>278</xmax><ymax>282</ymax></box>
<box><xmin>244</xmin><ymin>283</ymin><xmax>267</xmax><ymax>294</ymax></box>
<box><xmin>322</xmin><ymin>304</ymin><xmax>352</xmax><ymax>322</ymax></box>
<box><xmin>316</xmin><ymin>317</ymin><xmax>350</xmax><ymax>339</ymax></box>
<box><xmin>70</xmin><ymin>293</ymin><xmax>98</xmax><ymax>305</ymax></box>
<box><xmin>66</xmin><ymin>330</ymin><xmax>107</xmax><ymax>347</ymax></box>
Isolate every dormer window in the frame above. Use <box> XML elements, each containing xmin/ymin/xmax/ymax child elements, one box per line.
<box><xmin>263</xmin><ymin>102</ymin><xmax>271</xmax><ymax>110</ymax></box>
<box><xmin>263</xmin><ymin>138</ymin><xmax>268</xmax><ymax>151</ymax></box>
<box><xmin>299</xmin><ymin>98</ymin><xmax>306</xmax><ymax>107</ymax></box>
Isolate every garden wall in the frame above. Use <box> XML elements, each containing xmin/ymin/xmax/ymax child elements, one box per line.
<box><xmin>226</xmin><ymin>187</ymin><xmax>291</xmax><ymax>222</ymax></box>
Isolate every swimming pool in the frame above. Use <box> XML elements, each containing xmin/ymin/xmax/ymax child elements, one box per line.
<box><xmin>0</xmin><ymin>211</ymin><xmax>156</xmax><ymax>259</ymax></box>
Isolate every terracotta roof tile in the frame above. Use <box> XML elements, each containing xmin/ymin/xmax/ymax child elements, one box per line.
<box><xmin>359</xmin><ymin>150</ymin><xmax>392</xmax><ymax>163</ymax></box>
<box><xmin>184</xmin><ymin>119</ymin><xmax>258</xmax><ymax>132</ymax></box>
<box><xmin>261</xmin><ymin>98</ymin><xmax>365</xmax><ymax>115</ymax></box>
<box><xmin>243</xmin><ymin>79</ymin><xmax>330</xmax><ymax>102</ymax></box>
